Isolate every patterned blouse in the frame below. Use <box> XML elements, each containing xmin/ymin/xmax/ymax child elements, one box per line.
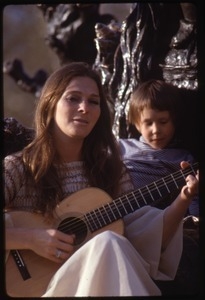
<box><xmin>4</xmin><ymin>152</ymin><xmax>133</xmax><ymax>213</ymax></box>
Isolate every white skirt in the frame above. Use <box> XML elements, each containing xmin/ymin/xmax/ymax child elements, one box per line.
<box><xmin>42</xmin><ymin>206</ymin><xmax>183</xmax><ymax>297</ymax></box>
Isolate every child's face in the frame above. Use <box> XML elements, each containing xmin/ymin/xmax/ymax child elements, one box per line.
<box><xmin>135</xmin><ymin>108</ymin><xmax>175</xmax><ymax>149</ymax></box>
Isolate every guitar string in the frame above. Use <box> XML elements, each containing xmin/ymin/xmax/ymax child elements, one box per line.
<box><xmin>58</xmin><ymin>163</ymin><xmax>198</xmax><ymax>234</ymax></box>
<box><xmin>58</xmin><ymin>163</ymin><xmax>198</xmax><ymax>235</ymax></box>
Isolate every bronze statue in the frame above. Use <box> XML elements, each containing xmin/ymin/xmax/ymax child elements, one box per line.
<box><xmin>4</xmin><ymin>3</ymin><xmax>198</xmax><ymax>154</ymax></box>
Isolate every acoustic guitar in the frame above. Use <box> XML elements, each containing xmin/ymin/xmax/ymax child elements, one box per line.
<box><xmin>5</xmin><ymin>162</ymin><xmax>198</xmax><ymax>297</ymax></box>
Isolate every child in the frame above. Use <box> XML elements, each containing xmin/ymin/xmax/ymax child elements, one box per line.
<box><xmin>119</xmin><ymin>79</ymin><xmax>199</xmax><ymax>216</ymax></box>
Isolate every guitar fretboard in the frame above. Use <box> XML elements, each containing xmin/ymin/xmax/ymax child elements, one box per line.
<box><xmin>84</xmin><ymin>162</ymin><xmax>198</xmax><ymax>232</ymax></box>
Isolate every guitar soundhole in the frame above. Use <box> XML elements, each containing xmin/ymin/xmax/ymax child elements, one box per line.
<box><xmin>58</xmin><ymin>217</ymin><xmax>88</xmax><ymax>245</ymax></box>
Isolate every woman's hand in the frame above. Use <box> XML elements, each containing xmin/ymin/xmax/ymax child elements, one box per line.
<box><xmin>30</xmin><ymin>228</ymin><xmax>75</xmax><ymax>263</ymax></box>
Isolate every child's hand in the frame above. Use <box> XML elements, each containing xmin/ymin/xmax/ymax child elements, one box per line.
<box><xmin>180</xmin><ymin>161</ymin><xmax>199</xmax><ymax>201</ymax></box>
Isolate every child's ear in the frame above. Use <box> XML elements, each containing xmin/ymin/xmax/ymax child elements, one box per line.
<box><xmin>135</xmin><ymin>122</ymin><xmax>141</xmax><ymax>133</ymax></box>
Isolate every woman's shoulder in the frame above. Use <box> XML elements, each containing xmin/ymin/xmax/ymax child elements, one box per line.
<box><xmin>4</xmin><ymin>151</ymin><xmax>24</xmax><ymax>169</ymax></box>
<box><xmin>4</xmin><ymin>151</ymin><xmax>23</xmax><ymax>161</ymax></box>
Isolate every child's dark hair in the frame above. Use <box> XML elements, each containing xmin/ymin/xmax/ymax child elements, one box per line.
<box><xmin>128</xmin><ymin>79</ymin><xmax>181</xmax><ymax>127</ymax></box>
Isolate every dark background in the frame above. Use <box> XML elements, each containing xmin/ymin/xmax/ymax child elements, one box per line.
<box><xmin>3</xmin><ymin>4</ymin><xmax>131</xmax><ymax>128</ymax></box>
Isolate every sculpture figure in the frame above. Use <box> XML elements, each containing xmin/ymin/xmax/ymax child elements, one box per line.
<box><xmin>3</xmin><ymin>2</ymin><xmax>198</xmax><ymax>156</ymax></box>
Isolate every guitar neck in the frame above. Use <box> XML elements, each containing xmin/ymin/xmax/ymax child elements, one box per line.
<box><xmin>85</xmin><ymin>162</ymin><xmax>198</xmax><ymax>232</ymax></box>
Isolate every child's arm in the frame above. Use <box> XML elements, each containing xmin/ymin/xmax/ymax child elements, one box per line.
<box><xmin>162</xmin><ymin>161</ymin><xmax>199</xmax><ymax>250</ymax></box>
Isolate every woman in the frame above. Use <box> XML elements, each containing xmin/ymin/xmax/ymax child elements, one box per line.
<box><xmin>4</xmin><ymin>62</ymin><xmax>198</xmax><ymax>297</ymax></box>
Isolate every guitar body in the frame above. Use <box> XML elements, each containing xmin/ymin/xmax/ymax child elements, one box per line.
<box><xmin>5</xmin><ymin>162</ymin><xmax>198</xmax><ymax>297</ymax></box>
<box><xmin>5</xmin><ymin>187</ymin><xmax>124</xmax><ymax>297</ymax></box>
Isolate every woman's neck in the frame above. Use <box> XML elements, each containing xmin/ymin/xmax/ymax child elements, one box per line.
<box><xmin>55</xmin><ymin>139</ymin><xmax>83</xmax><ymax>163</ymax></box>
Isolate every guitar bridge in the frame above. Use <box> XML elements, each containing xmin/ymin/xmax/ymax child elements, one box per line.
<box><xmin>11</xmin><ymin>250</ymin><xmax>31</xmax><ymax>280</ymax></box>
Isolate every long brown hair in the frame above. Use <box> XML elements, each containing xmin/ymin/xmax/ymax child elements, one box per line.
<box><xmin>22</xmin><ymin>62</ymin><xmax>124</xmax><ymax>217</ymax></box>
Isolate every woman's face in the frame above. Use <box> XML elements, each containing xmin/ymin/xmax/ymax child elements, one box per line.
<box><xmin>53</xmin><ymin>76</ymin><xmax>101</xmax><ymax>143</ymax></box>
